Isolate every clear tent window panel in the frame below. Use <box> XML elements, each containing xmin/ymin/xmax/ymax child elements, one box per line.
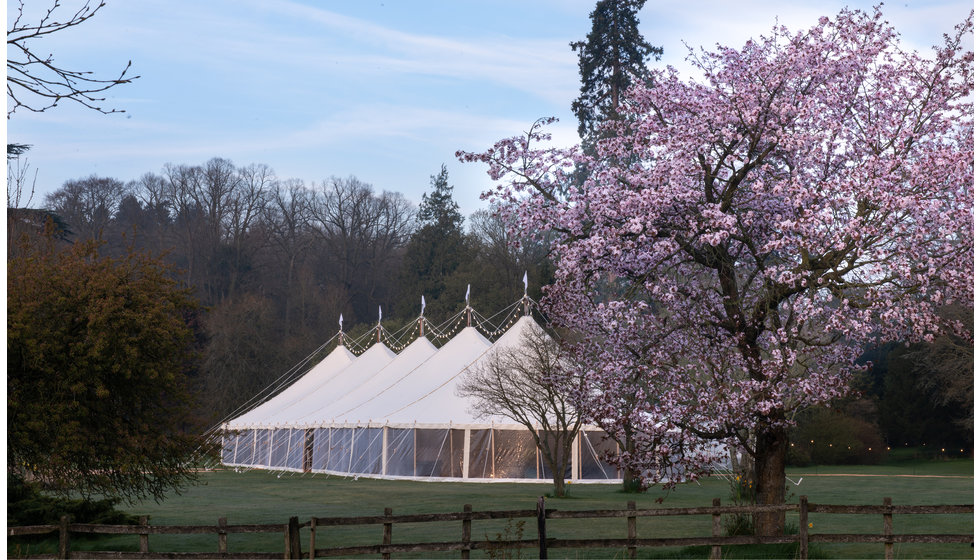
<box><xmin>537</xmin><ymin>429</ymin><xmax>572</xmax><ymax>480</ymax></box>
<box><xmin>415</xmin><ymin>428</ymin><xmax>466</xmax><ymax>478</ymax></box>
<box><xmin>326</xmin><ymin>428</ymin><xmax>354</xmax><ymax>473</ymax></box>
<box><xmin>350</xmin><ymin>427</ymin><xmax>383</xmax><ymax>475</ymax></box>
<box><xmin>270</xmin><ymin>428</ymin><xmax>290</xmax><ymax>468</ymax></box>
<box><xmin>385</xmin><ymin>428</ymin><xmax>415</xmax><ymax>476</ymax></box>
<box><xmin>286</xmin><ymin>428</ymin><xmax>305</xmax><ymax>470</ymax></box>
<box><xmin>581</xmin><ymin>430</ymin><xmax>620</xmax><ymax>479</ymax></box>
<box><xmin>493</xmin><ymin>429</ymin><xmax>537</xmax><ymax>479</ymax></box>
<box><xmin>221</xmin><ymin>433</ymin><xmax>236</xmax><ymax>464</ymax></box>
<box><xmin>467</xmin><ymin>429</ymin><xmax>493</xmax><ymax>478</ymax></box>
<box><xmin>254</xmin><ymin>429</ymin><xmax>273</xmax><ymax>467</ymax></box>
<box><xmin>311</xmin><ymin>428</ymin><xmax>331</xmax><ymax>471</ymax></box>
<box><xmin>234</xmin><ymin>430</ymin><xmax>255</xmax><ymax>465</ymax></box>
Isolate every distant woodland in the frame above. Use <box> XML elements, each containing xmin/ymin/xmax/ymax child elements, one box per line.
<box><xmin>9</xmin><ymin>158</ymin><xmax>552</xmax><ymax>423</ymax></box>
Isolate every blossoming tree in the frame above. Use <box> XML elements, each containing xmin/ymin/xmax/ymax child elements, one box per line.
<box><xmin>460</xmin><ymin>8</ymin><xmax>973</xmax><ymax>535</ymax></box>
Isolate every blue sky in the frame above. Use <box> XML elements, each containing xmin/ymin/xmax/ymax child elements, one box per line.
<box><xmin>6</xmin><ymin>0</ymin><xmax>973</xmax><ymax>218</ymax></box>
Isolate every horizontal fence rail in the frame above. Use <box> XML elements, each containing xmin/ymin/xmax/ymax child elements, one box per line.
<box><xmin>7</xmin><ymin>497</ymin><xmax>973</xmax><ymax>559</ymax></box>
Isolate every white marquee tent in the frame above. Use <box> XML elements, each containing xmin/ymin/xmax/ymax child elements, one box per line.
<box><xmin>220</xmin><ymin>307</ymin><xmax>620</xmax><ymax>482</ymax></box>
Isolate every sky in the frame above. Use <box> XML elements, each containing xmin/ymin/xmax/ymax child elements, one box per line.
<box><xmin>6</xmin><ymin>0</ymin><xmax>974</xmax><ymax>218</ymax></box>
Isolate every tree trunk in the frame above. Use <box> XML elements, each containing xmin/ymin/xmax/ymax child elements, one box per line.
<box><xmin>753</xmin><ymin>423</ymin><xmax>788</xmax><ymax>537</ymax></box>
<box><xmin>552</xmin><ymin>472</ymin><xmax>566</xmax><ymax>497</ymax></box>
<box><xmin>621</xmin><ymin>431</ymin><xmax>645</xmax><ymax>493</ymax></box>
<box><xmin>622</xmin><ymin>465</ymin><xmax>644</xmax><ymax>493</ymax></box>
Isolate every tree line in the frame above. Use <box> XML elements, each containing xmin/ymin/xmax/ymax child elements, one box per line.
<box><xmin>18</xmin><ymin>157</ymin><xmax>551</xmax><ymax>422</ymax></box>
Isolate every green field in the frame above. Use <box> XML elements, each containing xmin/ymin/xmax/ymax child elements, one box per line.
<box><xmin>10</xmin><ymin>458</ymin><xmax>973</xmax><ymax>559</ymax></box>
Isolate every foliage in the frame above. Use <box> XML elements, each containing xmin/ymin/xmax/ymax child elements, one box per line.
<box><xmin>570</xmin><ymin>0</ymin><xmax>662</xmax><ymax>142</ymax></box>
<box><xmin>397</xmin><ymin>164</ymin><xmax>470</xmax><ymax>319</ymax></box>
<box><xmin>484</xmin><ymin>518</ymin><xmax>526</xmax><ymax>560</ymax></box>
<box><xmin>904</xmin><ymin>304</ymin><xmax>973</xmax><ymax>438</ymax></box>
<box><xmin>788</xmin><ymin>405</ymin><xmax>887</xmax><ymax>466</ymax></box>
<box><xmin>722</xmin><ymin>470</ymin><xmax>757</xmax><ymax>536</ymax></box>
<box><xmin>879</xmin><ymin>346</ymin><xmax>972</xmax><ymax>448</ymax></box>
<box><xmin>36</xmin><ymin>155</ymin><xmax>556</xmax><ymax>420</ymax></box>
<box><xmin>460</xmin><ymin>7</ymin><xmax>973</xmax><ymax>537</ymax></box>
<box><xmin>7</xmin><ymin>0</ymin><xmax>138</xmax><ymax>116</ymax></box>
<box><xmin>7</xmin><ymin>474</ymin><xmax>139</xmax><ymax>528</ymax></box>
<box><xmin>7</xmin><ymin>229</ymin><xmax>208</xmax><ymax>503</ymax></box>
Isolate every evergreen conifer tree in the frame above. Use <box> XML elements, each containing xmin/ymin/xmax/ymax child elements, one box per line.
<box><xmin>397</xmin><ymin>165</ymin><xmax>469</xmax><ymax>320</ymax></box>
<box><xmin>570</xmin><ymin>0</ymin><xmax>662</xmax><ymax>143</ymax></box>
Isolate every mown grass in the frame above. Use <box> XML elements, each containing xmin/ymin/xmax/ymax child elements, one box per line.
<box><xmin>10</xmin><ymin>457</ymin><xmax>973</xmax><ymax>559</ymax></box>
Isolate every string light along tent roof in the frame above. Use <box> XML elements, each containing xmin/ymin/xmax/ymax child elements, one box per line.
<box><xmin>220</xmin><ymin>299</ymin><xmax>621</xmax><ymax>482</ymax></box>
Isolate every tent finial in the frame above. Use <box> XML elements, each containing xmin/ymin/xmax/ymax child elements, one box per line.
<box><xmin>419</xmin><ymin>295</ymin><xmax>426</xmax><ymax>337</ymax></box>
<box><xmin>465</xmin><ymin>284</ymin><xmax>472</xmax><ymax>327</ymax></box>
<box><xmin>338</xmin><ymin>313</ymin><xmax>345</xmax><ymax>346</ymax></box>
<box><xmin>377</xmin><ymin>306</ymin><xmax>382</xmax><ymax>343</ymax></box>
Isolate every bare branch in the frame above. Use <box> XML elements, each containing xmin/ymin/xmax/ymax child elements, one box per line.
<box><xmin>7</xmin><ymin>0</ymin><xmax>139</xmax><ymax>117</ymax></box>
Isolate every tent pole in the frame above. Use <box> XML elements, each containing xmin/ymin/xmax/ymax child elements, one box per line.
<box><xmin>382</xmin><ymin>426</ymin><xmax>389</xmax><ymax>476</ymax></box>
<box><xmin>572</xmin><ymin>430</ymin><xmax>581</xmax><ymax>481</ymax></box>
<box><xmin>490</xmin><ymin>427</ymin><xmax>496</xmax><ymax>478</ymax></box>
<box><xmin>462</xmin><ymin>428</ymin><xmax>471</xmax><ymax>479</ymax></box>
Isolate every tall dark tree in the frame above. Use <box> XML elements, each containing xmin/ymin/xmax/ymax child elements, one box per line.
<box><xmin>397</xmin><ymin>165</ymin><xmax>469</xmax><ymax>320</ymax></box>
<box><xmin>570</xmin><ymin>0</ymin><xmax>662</xmax><ymax>142</ymax></box>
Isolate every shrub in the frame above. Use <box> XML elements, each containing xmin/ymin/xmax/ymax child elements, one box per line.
<box><xmin>8</xmin><ymin>474</ymin><xmax>139</xmax><ymax>527</ymax></box>
<box><xmin>789</xmin><ymin>406</ymin><xmax>887</xmax><ymax>466</ymax></box>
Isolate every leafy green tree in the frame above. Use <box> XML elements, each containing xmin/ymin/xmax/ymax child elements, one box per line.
<box><xmin>570</xmin><ymin>0</ymin><xmax>662</xmax><ymax>143</ymax></box>
<box><xmin>8</xmin><ymin>227</ymin><xmax>208</xmax><ymax>503</ymax></box>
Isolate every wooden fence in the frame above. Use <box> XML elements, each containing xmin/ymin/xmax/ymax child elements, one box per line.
<box><xmin>8</xmin><ymin>496</ymin><xmax>972</xmax><ymax>559</ymax></box>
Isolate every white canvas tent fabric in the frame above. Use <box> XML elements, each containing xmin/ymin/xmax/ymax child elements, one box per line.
<box><xmin>221</xmin><ymin>315</ymin><xmax>620</xmax><ymax>481</ymax></box>
<box><xmin>226</xmin><ymin>344</ymin><xmax>356</xmax><ymax>428</ymax></box>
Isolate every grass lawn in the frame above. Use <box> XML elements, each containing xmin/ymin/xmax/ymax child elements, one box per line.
<box><xmin>10</xmin><ymin>457</ymin><xmax>973</xmax><ymax>559</ymax></box>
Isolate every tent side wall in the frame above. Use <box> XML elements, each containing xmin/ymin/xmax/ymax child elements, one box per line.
<box><xmin>222</xmin><ymin>424</ymin><xmax>620</xmax><ymax>482</ymax></box>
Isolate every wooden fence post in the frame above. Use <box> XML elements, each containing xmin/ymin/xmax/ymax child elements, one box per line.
<box><xmin>309</xmin><ymin>517</ymin><xmax>317</xmax><ymax>560</ymax></box>
<box><xmin>798</xmin><ymin>496</ymin><xmax>808</xmax><ymax>560</ymax></box>
<box><xmin>382</xmin><ymin>508</ymin><xmax>393</xmax><ymax>560</ymax></box>
<box><xmin>218</xmin><ymin>517</ymin><xmax>228</xmax><ymax>554</ymax></box>
<box><xmin>710</xmin><ymin>498</ymin><xmax>721</xmax><ymax>560</ymax></box>
<box><xmin>461</xmin><ymin>504</ymin><xmax>472</xmax><ymax>559</ymax></box>
<box><xmin>139</xmin><ymin>516</ymin><xmax>149</xmax><ymax>554</ymax></box>
<box><xmin>883</xmin><ymin>497</ymin><xmax>893</xmax><ymax>560</ymax></box>
<box><xmin>58</xmin><ymin>515</ymin><xmax>71</xmax><ymax>560</ymax></box>
<box><xmin>286</xmin><ymin>516</ymin><xmax>301</xmax><ymax>559</ymax></box>
<box><xmin>537</xmin><ymin>496</ymin><xmax>547</xmax><ymax>560</ymax></box>
<box><xmin>627</xmin><ymin>501</ymin><xmax>637</xmax><ymax>560</ymax></box>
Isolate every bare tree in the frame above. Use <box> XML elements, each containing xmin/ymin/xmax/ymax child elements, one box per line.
<box><xmin>261</xmin><ymin>179</ymin><xmax>313</xmax><ymax>333</ymax></box>
<box><xmin>7</xmin><ymin>144</ymin><xmax>37</xmax><ymax>208</ymax></box>
<box><xmin>457</xmin><ymin>322</ymin><xmax>582</xmax><ymax>497</ymax></box>
<box><xmin>7</xmin><ymin>0</ymin><xmax>138</xmax><ymax>117</ymax></box>
<box><xmin>308</xmin><ymin>176</ymin><xmax>414</xmax><ymax>322</ymax></box>
<box><xmin>44</xmin><ymin>175</ymin><xmax>128</xmax><ymax>240</ymax></box>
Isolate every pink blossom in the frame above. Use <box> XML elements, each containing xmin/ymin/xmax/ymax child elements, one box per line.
<box><xmin>459</xmin><ymin>7</ymin><xmax>973</xmax><ymax>490</ymax></box>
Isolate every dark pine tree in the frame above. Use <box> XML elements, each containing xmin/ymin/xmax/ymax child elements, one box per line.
<box><xmin>396</xmin><ymin>165</ymin><xmax>470</xmax><ymax>321</ymax></box>
<box><xmin>570</xmin><ymin>0</ymin><xmax>662</xmax><ymax>144</ymax></box>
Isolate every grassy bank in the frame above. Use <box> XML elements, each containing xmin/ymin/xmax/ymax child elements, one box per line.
<box><xmin>10</xmin><ymin>458</ymin><xmax>973</xmax><ymax>558</ymax></box>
